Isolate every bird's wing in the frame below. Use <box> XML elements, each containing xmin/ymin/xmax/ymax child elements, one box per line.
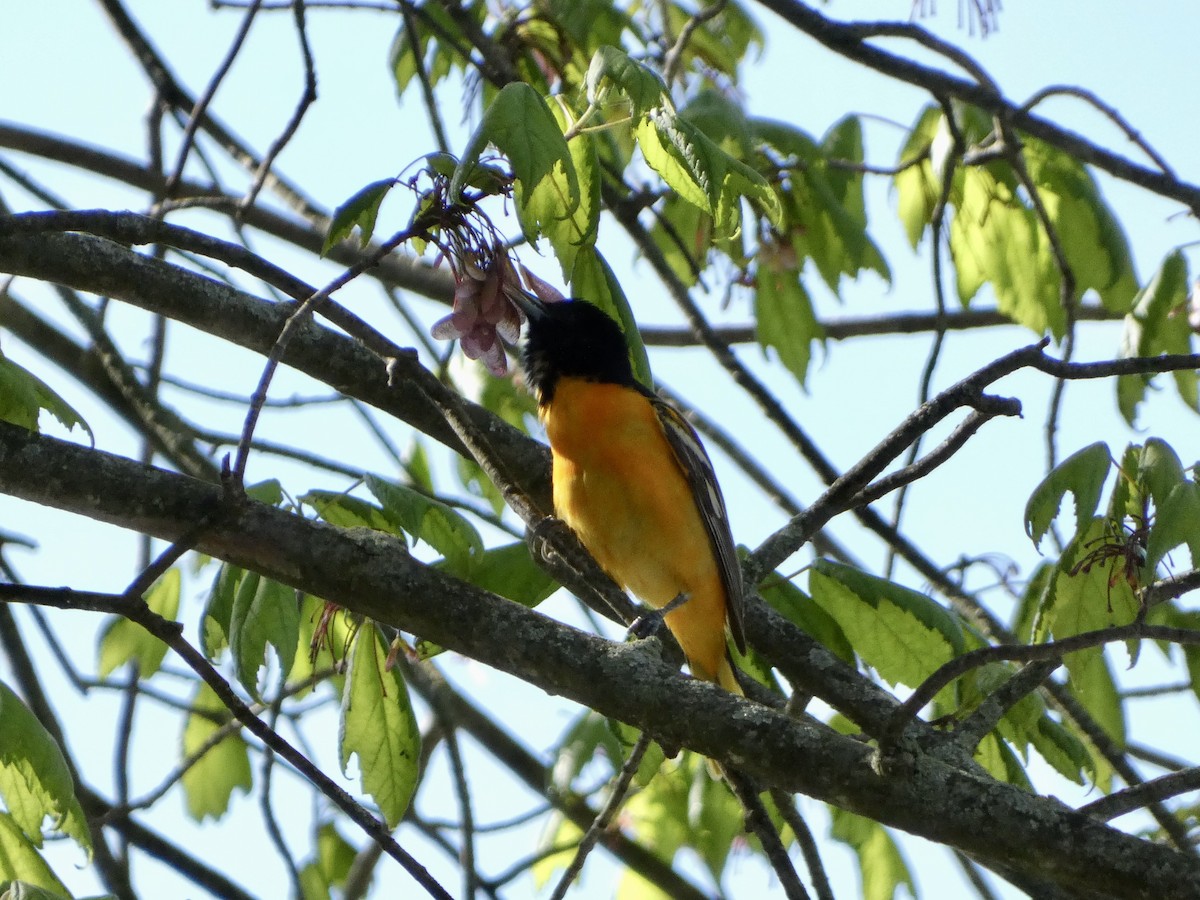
<box><xmin>649</xmin><ymin>394</ymin><xmax>746</xmax><ymax>653</ymax></box>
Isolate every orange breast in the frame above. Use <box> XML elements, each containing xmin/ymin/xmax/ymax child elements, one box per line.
<box><xmin>542</xmin><ymin>378</ymin><xmax>731</xmax><ymax>683</ymax></box>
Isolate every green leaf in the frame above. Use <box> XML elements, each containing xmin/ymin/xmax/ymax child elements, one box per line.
<box><xmin>637</xmin><ymin>105</ymin><xmax>780</xmax><ymax>239</ymax></box>
<box><xmin>0</xmin><ymin>880</ymin><xmax>73</xmax><ymax>900</ymax></box>
<box><xmin>1024</xmin><ymin>442</ymin><xmax>1111</xmax><ymax>550</ymax></box>
<box><xmin>661</xmin><ymin>1</ymin><xmax>762</xmax><ymax>80</ymax></box>
<box><xmin>584</xmin><ymin>45</ymin><xmax>668</xmax><ymax>117</ymax></box>
<box><xmin>531</xmin><ymin>815</ymin><xmax>583</xmax><ymax>891</ymax></box>
<box><xmin>245</xmin><ymin>478</ymin><xmax>284</xmax><ymax>507</ymax></box>
<box><xmin>322</xmin><ymin>178</ymin><xmax>396</xmax><ymax>254</ymax></box>
<box><xmin>97</xmin><ymin>568</ymin><xmax>181</xmax><ymax>678</ymax></box>
<box><xmin>829</xmin><ymin>808</ymin><xmax>915</xmax><ymax>900</ymax></box>
<box><xmin>950</xmin><ymin>163</ymin><xmax>1061</xmax><ymax>336</ymax></box>
<box><xmin>545</xmin><ymin>0</ymin><xmax>631</xmax><ymax>56</ymax></box>
<box><xmin>180</xmin><ymin>680</ymin><xmax>252</xmax><ymax>822</ymax></box>
<box><xmin>1147</xmin><ymin>480</ymin><xmax>1200</xmax><ymax>575</ymax></box>
<box><xmin>1023</xmin><ymin>139</ymin><xmax>1138</xmax><ymax>313</ymax></box>
<box><xmin>1118</xmin><ymin>251</ymin><xmax>1194</xmax><ymax>423</ymax></box>
<box><xmin>809</xmin><ymin>561</ymin><xmax>965</xmax><ymax>690</ymax></box>
<box><xmin>647</xmin><ymin>192</ymin><xmax>710</xmax><ymax>287</ymax></box>
<box><xmin>388</xmin><ymin>3</ymin><xmax>462</xmax><ymax>99</ymax></box>
<box><xmin>759</xmin><ymin>574</ymin><xmax>854</xmax><ymax>664</ymax></box>
<box><xmin>365</xmin><ymin>475</ymin><xmax>484</xmax><ymax>575</ymax></box>
<box><xmin>567</xmin><ymin>248</ymin><xmax>653</xmax><ymax>388</ymax></box>
<box><xmin>229</xmin><ymin>572</ymin><xmax>299</xmax><ymax>699</ymax></box>
<box><xmin>1028</xmin><ymin>714</ymin><xmax>1092</xmax><ymax>786</ymax></box>
<box><xmin>0</xmin><ymin>684</ymin><xmax>90</xmax><ymax>855</ymax></box>
<box><xmin>549</xmin><ymin>712</ymin><xmax>622</xmax><ymax>793</ymax></box>
<box><xmin>0</xmin><ymin>355</ymin><xmax>92</xmax><ymax>441</ymax></box>
<box><xmin>636</xmin><ymin>107</ymin><xmax>715</xmax><ymax>213</ymax></box>
<box><xmin>755</xmin><ymin>262</ymin><xmax>823</xmax><ymax>386</ymax></box>
<box><xmin>302</xmin><ymin>491</ymin><xmax>399</xmax><ymax>535</ymax></box>
<box><xmin>893</xmin><ymin>105</ymin><xmax>945</xmax><ymax>249</ymax></box>
<box><xmin>302</xmin><ymin>823</ymin><xmax>356</xmax><ymax>898</ymax></box>
<box><xmin>620</xmin><ymin>755</ymin><xmax>739</xmax><ymax>885</ymax></box>
<box><xmin>548</xmin><ymin>96</ymin><xmax>601</xmax><ymax>273</ymax></box>
<box><xmin>461</xmin><ymin>542</ymin><xmax>557</xmax><ymax>607</ymax></box>
<box><xmin>1045</xmin><ymin>519</ymin><xmax>1135</xmax><ymax>762</ymax></box>
<box><xmin>0</xmin><ymin>816</ymin><xmax>71</xmax><ymax>897</ymax></box>
<box><xmin>682</xmin><ymin>91</ymin><xmax>754</xmax><ymax>160</ymax></box>
<box><xmin>970</xmin><ymin>731</ymin><xmax>1023</xmax><ymax>788</ymax></box>
<box><xmin>452</xmin><ymin>83</ymin><xmax>581</xmax><ymax>255</ymax></box>
<box><xmin>339</xmin><ymin>630</ymin><xmax>420</xmax><ymax>828</ymax></box>
<box><xmin>201</xmin><ymin>563</ymin><xmax>242</xmax><ymax>659</ymax></box>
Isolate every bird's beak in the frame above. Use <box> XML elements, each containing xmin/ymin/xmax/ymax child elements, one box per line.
<box><xmin>507</xmin><ymin>288</ymin><xmax>548</xmax><ymax>321</ymax></box>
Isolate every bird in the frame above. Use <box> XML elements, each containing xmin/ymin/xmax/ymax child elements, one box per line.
<box><xmin>511</xmin><ymin>292</ymin><xmax>746</xmax><ymax>695</ymax></box>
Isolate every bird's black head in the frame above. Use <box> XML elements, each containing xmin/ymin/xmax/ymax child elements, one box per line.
<box><xmin>517</xmin><ymin>297</ymin><xmax>635</xmax><ymax>405</ymax></box>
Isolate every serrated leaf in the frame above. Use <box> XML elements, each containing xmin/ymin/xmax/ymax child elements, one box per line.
<box><xmin>180</xmin><ymin>680</ymin><xmax>251</xmax><ymax>822</ymax></box>
<box><xmin>1147</xmin><ymin>481</ymin><xmax>1200</xmax><ymax>574</ymax></box>
<box><xmin>1048</xmin><ymin>519</ymin><xmax>1135</xmax><ymax>759</ymax></box>
<box><xmin>245</xmin><ymin>478</ymin><xmax>284</xmax><ymax>506</ymax></box>
<box><xmin>950</xmin><ymin>164</ymin><xmax>1061</xmax><ymax>336</ymax></box>
<box><xmin>755</xmin><ymin>263</ymin><xmax>823</xmax><ymax>386</ymax></box>
<box><xmin>0</xmin><ymin>816</ymin><xmax>71</xmax><ymax>897</ymax></box>
<box><xmin>546</xmin><ymin>0</ymin><xmax>631</xmax><ymax>55</ymax></box>
<box><xmin>302</xmin><ymin>491</ymin><xmax>400</xmax><ymax>535</ymax></box>
<box><xmin>638</xmin><ymin>107</ymin><xmax>781</xmax><ymax>236</ymax></box>
<box><xmin>1028</xmin><ymin>714</ymin><xmax>1091</xmax><ymax>786</ymax></box>
<box><xmin>311</xmin><ymin>822</ymin><xmax>356</xmax><ymax>893</ymax></box>
<box><xmin>829</xmin><ymin>808</ymin><xmax>915</xmax><ymax>900</ymax></box>
<box><xmin>0</xmin><ymin>684</ymin><xmax>90</xmax><ymax>856</ymax></box>
<box><xmin>648</xmin><ymin>192</ymin><xmax>710</xmax><ymax>287</ymax></box>
<box><xmin>229</xmin><ymin>572</ymin><xmax>299</xmax><ymax>699</ymax></box>
<box><xmin>636</xmin><ymin>108</ymin><xmax>715</xmax><ymax>212</ymax></box>
<box><xmin>201</xmin><ymin>563</ymin><xmax>242</xmax><ymax>659</ymax></box>
<box><xmin>975</xmin><ymin>731</ymin><xmax>1033</xmax><ymax>789</ymax></box>
<box><xmin>97</xmin><ymin>568</ymin><xmax>181</xmax><ymax>678</ymax></box>
<box><xmin>451</xmin><ymin>83</ymin><xmax>581</xmax><ymax>255</ymax></box>
<box><xmin>661</xmin><ymin>1</ymin><xmax>762</xmax><ymax>80</ymax></box>
<box><xmin>1023</xmin><ymin>140</ymin><xmax>1138</xmax><ymax>313</ymax></box>
<box><xmin>1118</xmin><ymin>251</ymin><xmax>1194</xmax><ymax>423</ymax></box>
<box><xmin>585</xmin><ymin>45</ymin><xmax>667</xmax><ymax>116</ymax></box>
<box><xmin>0</xmin><ymin>355</ymin><xmax>92</xmax><ymax>442</ymax></box>
<box><xmin>462</xmin><ymin>542</ymin><xmax>557</xmax><ymax>607</ymax></box>
<box><xmin>759</xmin><ymin>574</ymin><xmax>855</xmax><ymax>664</ymax></box>
<box><xmin>1024</xmin><ymin>442</ymin><xmax>1111</xmax><ymax>550</ymax></box>
<box><xmin>322</xmin><ymin>178</ymin><xmax>396</xmax><ymax>255</ymax></box>
<box><xmin>893</xmin><ymin>105</ymin><xmax>945</xmax><ymax>249</ymax></box>
<box><xmin>365</xmin><ymin>475</ymin><xmax>483</xmax><ymax>574</ymax></box>
<box><xmin>809</xmin><ymin>561</ymin><xmax>964</xmax><ymax>690</ymax></box>
<box><xmin>339</xmin><ymin>630</ymin><xmax>420</xmax><ymax>828</ymax></box>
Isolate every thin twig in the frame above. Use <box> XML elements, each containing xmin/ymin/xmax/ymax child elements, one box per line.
<box><xmin>240</xmin><ymin>0</ymin><xmax>317</xmax><ymax>212</ymax></box>
<box><xmin>549</xmin><ymin>732</ymin><xmax>652</xmax><ymax>900</ymax></box>
<box><xmin>725</xmin><ymin>768</ymin><xmax>809</xmax><ymax>899</ymax></box>
<box><xmin>883</xmin><ymin>623</ymin><xmax>1200</xmax><ymax>745</ymax></box>
<box><xmin>1081</xmin><ymin>765</ymin><xmax>1200</xmax><ymax>823</ymax></box>
<box><xmin>161</xmin><ymin>0</ymin><xmax>265</xmax><ymax>198</ymax></box>
<box><xmin>769</xmin><ymin>789</ymin><xmax>835</xmax><ymax>900</ymax></box>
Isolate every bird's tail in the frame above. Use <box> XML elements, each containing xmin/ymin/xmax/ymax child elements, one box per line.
<box><xmin>715</xmin><ymin>653</ymin><xmax>744</xmax><ymax>696</ymax></box>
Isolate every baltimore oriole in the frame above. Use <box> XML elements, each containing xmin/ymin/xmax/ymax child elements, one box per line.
<box><xmin>513</xmin><ymin>293</ymin><xmax>746</xmax><ymax>694</ymax></box>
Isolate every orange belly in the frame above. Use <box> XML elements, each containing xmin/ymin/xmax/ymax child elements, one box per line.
<box><xmin>543</xmin><ymin>378</ymin><xmax>732</xmax><ymax>685</ymax></box>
